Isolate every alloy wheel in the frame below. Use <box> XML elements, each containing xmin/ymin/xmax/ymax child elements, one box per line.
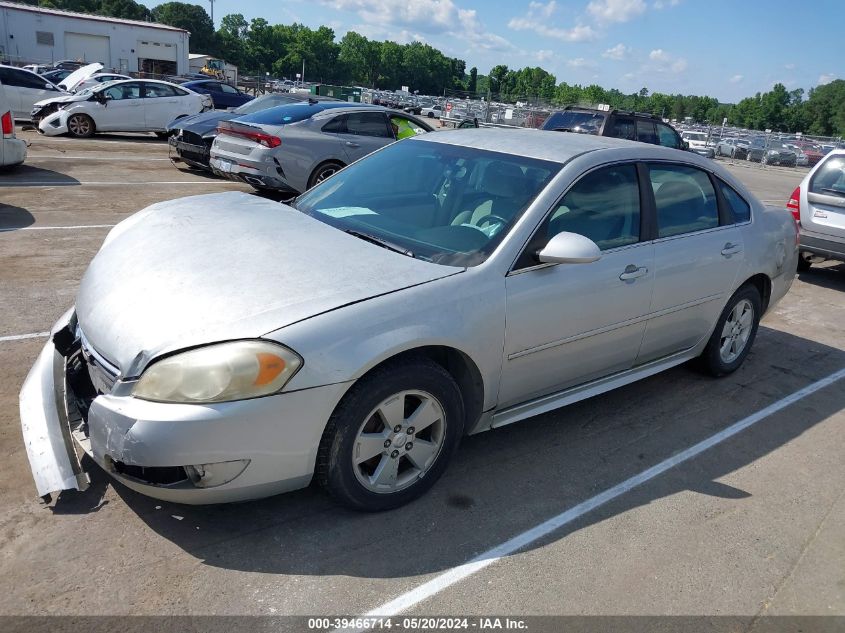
<box><xmin>719</xmin><ymin>299</ymin><xmax>754</xmax><ymax>363</ymax></box>
<box><xmin>68</xmin><ymin>115</ymin><xmax>91</xmax><ymax>137</ymax></box>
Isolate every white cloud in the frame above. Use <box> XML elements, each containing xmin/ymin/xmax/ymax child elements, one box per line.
<box><xmin>818</xmin><ymin>73</ymin><xmax>837</xmax><ymax>85</ymax></box>
<box><xmin>653</xmin><ymin>0</ymin><xmax>680</xmax><ymax>8</ymax></box>
<box><xmin>320</xmin><ymin>0</ymin><xmax>515</xmax><ymax>52</ymax></box>
<box><xmin>784</xmin><ymin>63</ymin><xmax>796</xmax><ymax>70</ymax></box>
<box><xmin>729</xmin><ymin>74</ymin><xmax>743</xmax><ymax>83</ymax></box>
<box><xmin>647</xmin><ymin>48</ymin><xmax>687</xmax><ymax>73</ymax></box>
<box><xmin>535</xmin><ymin>49</ymin><xmax>555</xmax><ymax>62</ymax></box>
<box><xmin>508</xmin><ymin>1</ymin><xmax>598</xmax><ymax>41</ymax></box>
<box><xmin>567</xmin><ymin>57</ymin><xmax>597</xmax><ymax>68</ymax></box>
<box><xmin>602</xmin><ymin>43</ymin><xmax>630</xmax><ymax>60</ymax></box>
<box><xmin>586</xmin><ymin>0</ymin><xmax>647</xmax><ymax>24</ymax></box>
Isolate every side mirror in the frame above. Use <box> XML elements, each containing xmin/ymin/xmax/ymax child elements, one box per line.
<box><xmin>537</xmin><ymin>232</ymin><xmax>601</xmax><ymax>265</ymax></box>
<box><xmin>45</xmin><ymin>83</ymin><xmax>56</xmax><ymax>90</ymax></box>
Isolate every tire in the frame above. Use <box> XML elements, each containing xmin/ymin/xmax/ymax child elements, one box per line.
<box><xmin>697</xmin><ymin>284</ymin><xmax>762</xmax><ymax>377</ymax></box>
<box><xmin>307</xmin><ymin>161</ymin><xmax>345</xmax><ymax>189</ymax></box>
<box><xmin>317</xmin><ymin>357</ymin><xmax>465</xmax><ymax>511</ymax></box>
<box><xmin>66</xmin><ymin>113</ymin><xmax>95</xmax><ymax>138</ymax></box>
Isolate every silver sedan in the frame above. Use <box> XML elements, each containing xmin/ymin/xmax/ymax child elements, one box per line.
<box><xmin>209</xmin><ymin>102</ymin><xmax>433</xmax><ymax>193</ymax></box>
<box><xmin>21</xmin><ymin>130</ymin><xmax>798</xmax><ymax>511</ymax></box>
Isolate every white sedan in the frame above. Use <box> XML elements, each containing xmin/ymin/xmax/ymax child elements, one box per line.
<box><xmin>37</xmin><ymin>79</ymin><xmax>212</xmax><ymax>138</ymax></box>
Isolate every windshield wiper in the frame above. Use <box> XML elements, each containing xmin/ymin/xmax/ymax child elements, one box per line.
<box><xmin>344</xmin><ymin>229</ymin><xmax>415</xmax><ymax>258</ymax></box>
<box><xmin>818</xmin><ymin>187</ymin><xmax>845</xmax><ymax>197</ymax></box>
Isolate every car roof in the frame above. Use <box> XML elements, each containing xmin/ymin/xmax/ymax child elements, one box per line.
<box><xmin>413</xmin><ymin>127</ymin><xmax>696</xmax><ymax>164</ymax></box>
<box><xmin>243</xmin><ymin>101</ymin><xmax>382</xmax><ymax>119</ymax></box>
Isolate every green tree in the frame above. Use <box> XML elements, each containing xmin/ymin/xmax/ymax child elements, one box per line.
<box><xmin>152</xmin><ymin>2</ymin><xmax>216</xmax><ymax>53</ymax></box>
<box><xmin>467</xmin><ymin>67</ymin><xmax>478</xmax><ymax>94</ymax></box>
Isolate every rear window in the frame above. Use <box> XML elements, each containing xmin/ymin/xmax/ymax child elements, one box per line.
<box><xmin>237</xmin><ymin>103</ymin><xmax>327</xmax><ymax>125</ymax></box>
<box><xmin>542</xmin><ymin>110</ymin><xmax>606</xmax><ymax>134</ymax></box>
<box><xmin>718</xmin><ymin>180</ymin><xmax>751</xmax><ymax>223</ymax></box>
<box><xmin>809</xmin><ymin>155</ymin><xmax>845</xmax><ymax>197</ymax></box>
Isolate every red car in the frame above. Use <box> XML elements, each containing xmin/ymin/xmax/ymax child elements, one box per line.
<box><xmin>798</xmin><ymin>143</ymin><xmax>824</xmax><ymax>166</ymax></box>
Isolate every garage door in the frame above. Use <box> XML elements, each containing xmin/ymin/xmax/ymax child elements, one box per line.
<box><xmin>64</xmin><ymin>32</ymin><xmax>110</xmax><ymax>64</ymax></box>
<box><xmin>135</xmin><ymin>40</ymin><xmax>177</xmax><ymax>62</ymax></box>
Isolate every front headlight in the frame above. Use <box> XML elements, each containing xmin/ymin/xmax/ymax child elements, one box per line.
<box><xmin>132</xmin><ymin>340</ymin><xmax>302</xmax><ymax>404</ymax></box>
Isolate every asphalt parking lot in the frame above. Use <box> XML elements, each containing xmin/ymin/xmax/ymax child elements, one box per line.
<box><xmin>1</xmin><ymin>131</ymin><xmax>843</xmax><ymax>629</ymax></box>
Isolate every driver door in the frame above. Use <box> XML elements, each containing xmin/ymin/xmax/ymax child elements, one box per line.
<box><xmin>498</xmin><ymin>163</ymin><xmax>654</xmax><ymax>408</ymax></box>
<box><xmin>335</xmin><ymin>111</ymin><xmax>394</xmax><ymax>162</ymax></box>
<box><xmin>95</xmin><ymin>82</ymin><xmax>144</xmax><ymax>131</ymax></box>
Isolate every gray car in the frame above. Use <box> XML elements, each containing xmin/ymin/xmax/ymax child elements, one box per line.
<box><xmin>20</xmin><ymin>130</ymin><xmax>798</xmax><ymax>511</ymax></box>
<box><xmin>209</xmin><ymin>102</ymin><xmax>433</xmax><ymax>193</ymax></box>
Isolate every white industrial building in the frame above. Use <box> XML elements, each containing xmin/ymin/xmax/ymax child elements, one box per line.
<box><xmin>0</xmin><ymin>1</ymin><xmax>189</xmax><ymax>76</ymax></box>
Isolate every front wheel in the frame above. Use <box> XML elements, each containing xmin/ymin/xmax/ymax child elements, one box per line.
<box><xmin>317</xmin><ymin>357</ymin><xmax>464</xmax><ymax>511</ymax></box>
<box><xmin>697</xmin><ymin>285</ymin><xmax>762</xmax><ymax>377</ymax></box>
<box><xmin>66</xmin><ymin>113</ymin><xmax>95</xmax><ymax>138</ymax></box>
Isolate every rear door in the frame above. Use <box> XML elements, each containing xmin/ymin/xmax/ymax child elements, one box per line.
<box><xmin>142</xmin><ymin>82</ymin><xmax>183</xmax><ymax>129</ymax></box>
<box><xmin>802</xmin><ymin>153</ymin><xmax>845</xmax><ymax>246</ymax></box>
<box><xmin>636</xmin><ymin>162</ymin><xmax>744</xmax><ymax>363</ymax></box>
<box><xmin>1</xmin><ymin>67</ymin><xmax>62</xmax><ymax>120</ymax></box>
<box><xmin>335</xmin><ymin>111</ymin><xmax>393</xmax><ymax>162</ymax></box>
<box><xmin>0</xmin><ymin>68</ymin><xmax>22</xmax><ymax>118</ymax></box>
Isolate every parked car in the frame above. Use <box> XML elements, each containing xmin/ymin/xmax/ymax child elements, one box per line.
<box><xmin>761</xmin><ymin>142</ymin><xmax>797</xmax><ymax>167</ymax></box>
<box><xmin>20</xmin><ymin>130</ymin><xmax>798</xmax><ymax>510</ymax></box>
<box><xmin>23</xmin><ymin>64</ymin><xmax>52</xmax><ymax>75</ymax></box>
<box><xmin>746</xmin><ymin>139</ymin><xmax>767</xmax><ymax>162</ymax></box>
<box><xmin>209</xmin><ymin>103</ymin><xmax>433</xmax><ymax>193</ymax></box>
<box><xmin>680</xmin><ymin>131</ymin><xmax>716</xmax><ymax>158</ymax></box>
<box><xmin>800</xmin><ymin>144</ymin><xmax>824</xmax><ymax>167</ymax></box>
<box><xmin>421</xmin><ymin>104</ymin><xmax>443</xmax><ymax>119</ymax></box>
<box><xmin>57</xmin><ymin>62</ymin><xmax>103</xmax><ymax>91</ymax></box>
<box><xmin>715</xmin><ymin>137</ymin><xmax>749</xmax><ymax>159</ymax></box>
<box><xmin>41</xmin><ymin>69</ymin><xmax>72</xmax><ymax>86</ymax></box>
<box><xmin>788</xmin><ymin>149</ymin><xmax>845</xmax><ymax>271</ymax></box>
<box><xmin>0</xmin><ymin>64</ymin><xmax>66</xmax><ymax>120</ymax></box>
<box><xmin>180</xmin><ymin>79</ymin><xmax>254</xmax><ymax>109</ymax></box>
<box><xmin>35</xmin><ymin>79</ymin><xmax>212</xmax><ymax>137</ymax></box>
<box><xmin>542</xmin><ymin>106</ymin><xmax>685</xmax><ymax>151</ymax></box>
<box><xmin>0</xmin><ymin>78</ymin><xmax>27</xmax><ymax>167</ymax></box>
<box><xmin>785</xmin><ymin>144</ymin><xmax>809</xmax><ymax>166</ymax></box>
<box><xmin>72</xmin><ymin>73</ymin><xmax>131</xmax><ymax>93</ymax></box>
<box><xmin>168</xmin><ymin>92</ymin><xmax>340</xmax><ymax>171</ymax></box>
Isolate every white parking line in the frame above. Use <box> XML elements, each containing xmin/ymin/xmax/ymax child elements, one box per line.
<box><xmin>1</xmin><ymin>181</ymin><xmax>239</xmax><ymax>187</ymax></box>
<box><xmin>351</xmin><ymin>366</ymin><xmax>845</xmax><ymax>625</ymax></box>
<box><xmin>0</xmin><ymin>224</ymin><xmax>115</xmax><ymax>232</ymax></box>
<box><xmin>0</xmin><ymin>332</ymin><xmax>50</xmax><ymax>342</ymax></box>
<box><xmin>25</xmin><ymin>155</ymin><xmax>171</xmax><ymax>161</ymax></box>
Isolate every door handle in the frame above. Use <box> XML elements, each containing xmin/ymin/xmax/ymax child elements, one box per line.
<box><xmin>345</xmin><ymin>141</ymin><xmax>360</xmax><ymax>148</ymax></box>
<box><xmin>619</xmin><ymin>265</ymin><xmax>648</xmax><ymax>281</ymax></box>
<box><xmin>721</xmin><ymin>242</ymin><xmax>742</xmax><ymax>257</ymax></box>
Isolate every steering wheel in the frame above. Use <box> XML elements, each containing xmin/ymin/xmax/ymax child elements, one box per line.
<box><xmin>474</xmin><ymin>214</ymin><xmax>509</xmax><ymax>230</ymax></box>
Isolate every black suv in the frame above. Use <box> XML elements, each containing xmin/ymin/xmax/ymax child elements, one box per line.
<box><xmin>541</xmin><ymin>106</ymin><xmax>684</xmax><ymax>150</ymax></box>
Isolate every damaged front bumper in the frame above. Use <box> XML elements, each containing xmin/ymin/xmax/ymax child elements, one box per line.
<box><xmin>19</xmin><ymin>310</ymin><xmax>352</xmax><ymax>504</ymax></box>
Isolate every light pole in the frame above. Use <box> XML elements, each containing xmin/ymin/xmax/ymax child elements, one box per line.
<box><xmin>208</xmin><ymin>0</ymin><xmax>215</xmax><ymax>24</ymax></box>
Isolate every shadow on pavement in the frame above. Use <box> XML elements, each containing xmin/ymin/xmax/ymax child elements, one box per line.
<box><xmin>0</xmin><ymin>165</ymin><xmax>80</xmax><ymax>186</ymax></box>
<box><xmin>59</xmin><ymin>325</ymin><xmax>845</xmax><ymax>579</ymax></box>
<box><xmin>0</xmin><ymin>205</ymin><xmax>35</xmax><ymax>231</ymax></box>
<box><xmin>797</xmin><ymin>262</ymin><xmax>845</xmax><ymax>292</ymax></box>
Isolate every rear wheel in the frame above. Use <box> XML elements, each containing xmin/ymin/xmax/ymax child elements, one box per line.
<box><xmin>697</xmin><ymin>285</ymin><xmax>762</xmax><ymax>377</ymax></box>
<box><xmin>797</xmin><ymin>255</ymin><xmax>812</xmax><ymax>272</ymax></box>
<box><xmin>317</xmin><ymin>357</ymin><xmax>464</xmax><ymax>511</ymax></box>
<box><xmin>307</xmin><ymin>161</ymin><xmax>345</xmax><ymax>189</ymax></box>
<box><xmin>66</xmin><ymin>113</ymin><xmax>95</xmax><ymax>138</ymax></box>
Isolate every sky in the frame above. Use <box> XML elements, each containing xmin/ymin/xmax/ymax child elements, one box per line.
<box><xmin>148</xmin><ymin>0</ymin><xmax>844</xmax><ymax>103</ymax></box>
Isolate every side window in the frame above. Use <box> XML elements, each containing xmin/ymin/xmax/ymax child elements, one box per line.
<box><xmin>649</xmin><ymin>164</ymin><xmax>719</xmax><ymax>237</ymax></box>
<box><xmin>544</xmin><ymin>164</ymin><xmax>642</xmax><ymax>251</ymax></box>
<box><xmin>18</xmin><ymin>70</ymin><xmax>49</xmax><ymax>89</ymax></box>
<box><xmin>656</xmin><ymin>123</ymin><xmax>681</xmax><ymax>149</ymax></box>
<box><xmin>718</xmin><ymin>180</ymin><xmax>751</xmax><ymax>223</ymax></box>
<box><xmin>636</xmin><ymin>120</ymin><xmax>658</xmax><ymax>145</ymax></box>
<box><xmin>389</xmin><ymin>115</ymin><xmax>427</xmax><ymax>139</ymax></box>
<box><xmin>220</xmin><ymin>83</ymin><xmax>239</xmax><ymax>94</ymax></box>
<box><xmin>608</xmin><ymin>117</ymin><xmax>635</xmax><ymax>141</ymax></box>
<box><xmin>144</xmin><ymin>83</ymin><xmax>177</xmax><ymax>98</ymax></box>
<box><xmin>172</xmin><ymin>86</ymin><xmax>189</xmax><ymax>96</ymax></box>
<box><xmin>104</xmin><ymin>82</ymin><xmax>142</xmax><ymax>100</ymax></box>
<box><xmin>321</xmin><ymin>115</ymin><xmax>346</xmax><ymax>133</ymax></box>
<box><xmin>344</xmin><ymin>112</ymin><xmax>391</xmax><ymax>138</ymax></box>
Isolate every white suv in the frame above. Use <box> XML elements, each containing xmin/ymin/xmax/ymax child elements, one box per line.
<box><xmin>787</xmin><ymin>149</ymin><xmax>845</xmax><ymax>271</ymax></box>
<box><xmin>0</xmin><ymin>78</ymin><xmax>27</xmax><ymax>167</ymax></box>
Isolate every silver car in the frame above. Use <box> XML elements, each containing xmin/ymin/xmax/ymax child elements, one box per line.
<box><xmin>209</xmin><ymin>102</ymin><xmax>433</xmax><ymax>193</ymax></box>
<box><xmin>20</xmin><ymin>130</ymin><xmax>798</xmax><ymax>511</ymax></box>
<box><xmin>789</xmin><ymin>149</ymin><xmax>845</xmax><ymax>270</ymax></box>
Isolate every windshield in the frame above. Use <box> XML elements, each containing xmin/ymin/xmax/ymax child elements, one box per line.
<box><xmin>542</xmin><ymin>110</ymin><xmax>606</xmax><ymax>134</ymax></box>
<box><xmin>295</xmin><ymin>140</ymin><xmax>560</xmax><ymax>267</ymax></box>
<box><xmin>683</xmin><ymin>132</ymin><xmax>707</xmax><ymax>141</ymax></box>
<box><xmin>809</xmin><ymin>156</ymin><xmax>845</xmax><ymax>196</ymax></box>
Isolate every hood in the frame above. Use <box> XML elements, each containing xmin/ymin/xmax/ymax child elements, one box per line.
<box><xmin>167</xmin><ymin>109</ymin><xmax>235</xmax><ymax>135</ymax></box>
<box><xmin>33</xmin><ymin>93</ymin><xmax>80</xmax><ymax>108</ymax></box>
<box><xmin>58</xmin><ymin>62</ymin><xmax>103</xmax><ymax>91</ymax></box>
<box><xmin>75</xmin><ymin>192</ymin><xmax>461</xmax><ymax>376</ymax></box>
